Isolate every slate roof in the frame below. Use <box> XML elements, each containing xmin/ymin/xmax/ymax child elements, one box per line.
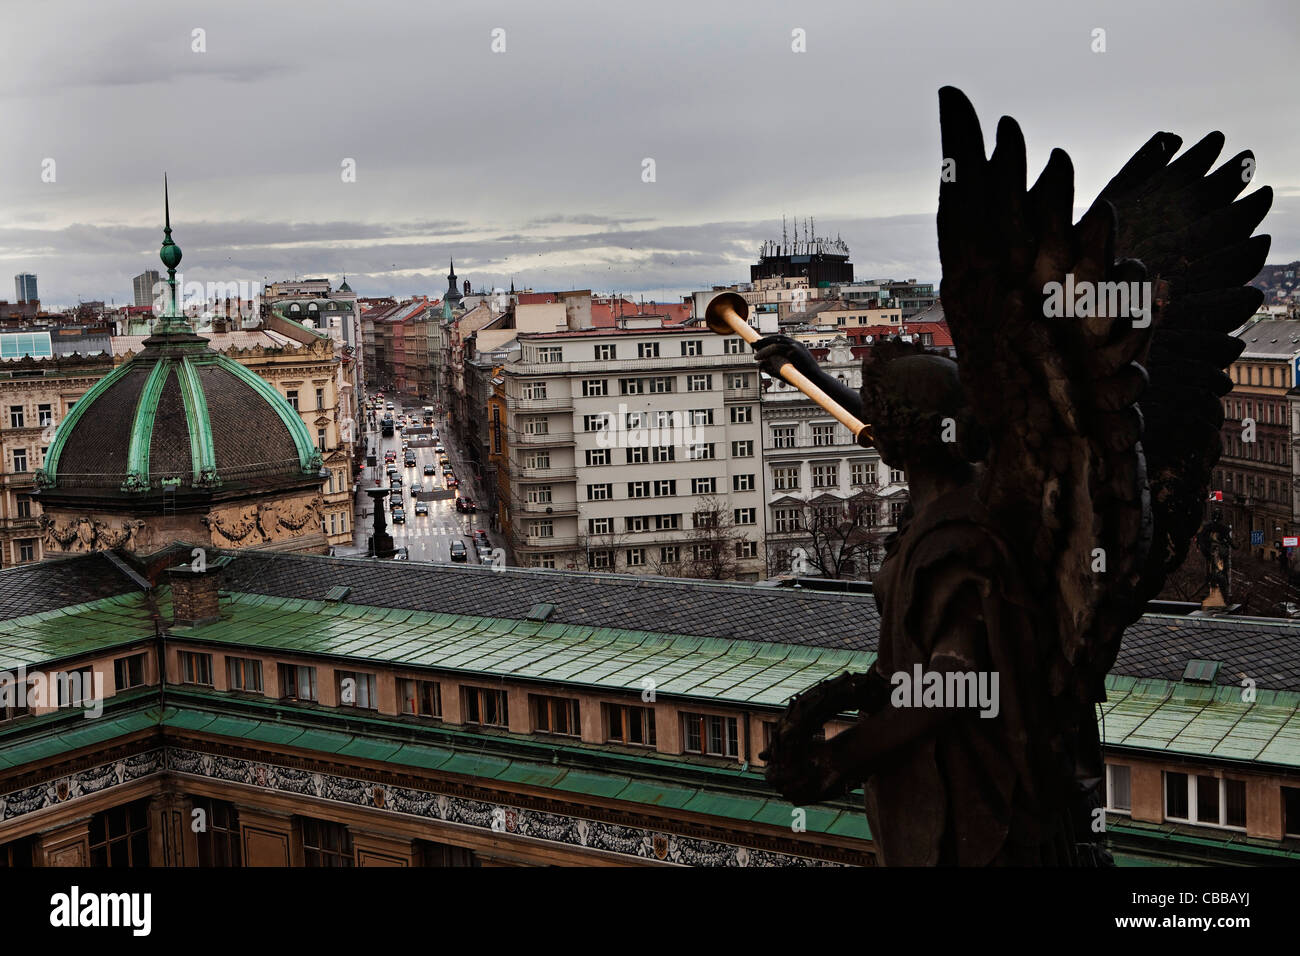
<box><xmin>8</xmin><ymin>546</ymin><xmax>1300</xmax><ymax>694</ymax></box>
<box><xmin>0</xmin><ymin>552</ymin><xmax>143</xmax><ymax>623</ymax></box>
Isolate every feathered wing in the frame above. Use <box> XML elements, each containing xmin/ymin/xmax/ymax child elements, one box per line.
<box><xmin>935</xmin><ymin>87</ymin><xmax>1270</xmax><ymax>703</ymax></box>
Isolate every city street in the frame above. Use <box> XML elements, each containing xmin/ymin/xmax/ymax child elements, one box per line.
<box><xmin>352</xmin><ymin>395</ymin><xmax>499</xmax><ymax>564</ymax></box>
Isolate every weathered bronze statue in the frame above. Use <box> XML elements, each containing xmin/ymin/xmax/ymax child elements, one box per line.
<box><xmin>750</xmin><ymin>87</ymin><xmax>1271</xmax><ymax>865</ymax></box>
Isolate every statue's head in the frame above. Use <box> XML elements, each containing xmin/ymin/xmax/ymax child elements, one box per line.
<box><xmin>860</xmin><ymin>338</ymin><xmax>987</xmax><ymax>474</ymax></box>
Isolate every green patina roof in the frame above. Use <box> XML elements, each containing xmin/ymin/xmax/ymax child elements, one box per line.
<box><xmin>9</xmin><ymin>589</ymin><xmax>1300</xmax><ymax>772</ymax></box>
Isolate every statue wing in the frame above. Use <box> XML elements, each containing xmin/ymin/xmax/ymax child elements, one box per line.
<box><xmin>935</xmin><ymin>86</ymin><xmax>1270</xmax><ymax>702</ymax></box>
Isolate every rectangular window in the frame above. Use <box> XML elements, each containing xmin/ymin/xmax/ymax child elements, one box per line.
<box><xmin>652</xmin><ymin>445</ymin><xmax>675</xmax><ymax>463</ymax></box>
<box><xmin>627</xmin><ymin>446</ymin><xmax>649</xmax><ymax>465</ymax></box>
<box><xmin>812</xmin><ymin>463</ymin><xmax>838</xmax><ymax>488</ymax></box>
<box><xmin>536</xmin><ymin>347</ymin><xmax>563</xmax><ymax>363</ymax></box>
<box><xmin>655</xmin><ymin>514</ymin><xmax>680</xmax><ymax>531</ymax></box>
<box><xmin>586</xmin><ymin>483</ymin><xmax>612</xmax><ymax>501</ymax></box>
<box><xmin>687</xmin><ymin>374</ymin><xmax>712</xmax><ymax>392</ymax></box>
<box><xmin>774</xmin><ymin>508</ymin><xmax>800</xmax><ymax>533</ymax></box>
<box><xmin>682</xmin><ymin>712</ymin><xmax>739</xmax><ymax>758</ymax></box>
<box><xmin>8</xmin><ymin>406</ymin><xmax>22</xmax><ymax>429</ymax></box>
<box><xmin>727</xmin><ymin>373</ymin><xmax>750</xmax><ymax>390</ymax></box>
<box><xmin>523</xmin><ymin>416</ymin><xmax>549</xmax><ymax>435</ymax></box>
<box><xmin>620</xmin><ymin>378</ymin><xmax>645</xmax><ymax>395</ymax></box>
<box><xmin>694</xmin><ymin>510</ymin><xmax>719</xmax><ymax>530</ymax></box>
<box><xmin>279</xmin><ymin>663</ymin><xmax>318</xmax><ymax>702</ymax></box>
<box><xmin>691</xmin><ymin>477</ymin><xmax>717</xmax><ymax>495</ymax></box>
<box><xmin>11</xmin><ymin>448</ymin><xmax>26</xmax><ymax>473</ymax></box>
<box><xmin>692</xmin><ymin>543</ymin><xmax>714</xmax><ymax>562</ymax></box>
<box><xmin>1106</xmin><ymin>764</ymin><xmax>1132</xmax><ymax>813</ymax></box>
<box><xmin>653</xmin><ymin>479</ymin><xmax>676</xmax><ymax>496</ymax></box>
<box><xmin>315</xmin><ymin>388</ymin><xmax>324</xmax><ymax>410</ymax></box>
<box><xmin>398</xmin><ymin>679</ymin><xmax>442</xmax><ymax>718</ymax></box>
<box><xmin>15</xmin><ymin>495</ymin><xmax>31</xmax><ymax>519</ymax></box>
<box><xmin>733</xmin><ymin>474</ymin><xmax>755</xmax><ymax>492</ymax></box>
<box><xmin>227</xmin><ymin>657</ymin><xmax>263</xmax><ymax>693</ymax></box>
<box><xmin>526</xmin><ymin>485</ymin><xmax>553</xmax><ymax>504</ymax></box>
<box><xmin>628</xmin><ymin>481</ymin><xmax>651</xmax><ymax>499</ymax></box>
<box><xmin>772</xmin><ymin>426</ymin><xmax>796</xmax><ymax>449</ymax></box>
<box><xmin>336</xmin><ymin>670</ymin><xmax>378</xmax><ymax>709</ymax></box>
<box><xmin>687</xmin><ymin>408</ymin><xmax>713</xmax><ymax>426</ymax></box>
<box><xmin>687</xmin><ymin>443</ymin><xmax>715</xmax><ymax>460</ymax></box>
<box><xmin>812</xmin><ymin>424</ymin><xmax>835</xmax><ymax>446</ymax></box>
<box><xmin>180</xmin><ymin>651</ymin><xmax>214</xmax><ymax>687</ymax></box>
<box><xmin>731</xmin><ymin>440</ymin><xmax>754</xmax><ymax>458</ymax></box>
<box><xmin>532</xmin><ymin>695</ymin><xmax>581</xmax><ymax>736</ymax></box>
<box><xmin>730</xmin><ymin>405</ymin><xmax>753</xmax><ymax>424</ymax></box>
<box><xmin>89</xmin><ymin>801</ymin><xmax>151</xmax><ymax>867</ymax></box>
<box><xmin>462</xmin><ymin>686</ymin><xmax>509</xmax><ymax>728</ymax></box>
<box><xmin>851</xmin><ymin>461</ymin><xmax>877</xmax><ymax>486</ymax></box>
<box><xmin>626</xmin><ymin>547</ymin><xmax>646</xmax><ymax>567</ymax></box>
<box><xmin>734</xmin><ymin>507</ymin><xmax>756</xmax><ymax>525</ymax></box>
<box><xmin>605</xmin><ymin>703</ymin><xmax>657</xmax><ymax>746</ymax></box>
<box><xmin>299</xmin><ymin>817</ymin><xmax>354</xmax><ymax>867</ymax></box>
<box><xmin>523</xmin><ymin>381</ymin><xmax>548</xmax><ymax>400</ymax></box>
<box><xmin>589</xmin><ymin>517</ymin><xmax>613</xmax><ymax>535</ymax></box>
<box><xmin>724</xmin><ymin>337</ymin><xmax>745</xmax><ymax>354</ymax></box>
<box><xmin>889</xmin><ymin>468</ymin><xmax>905</xmax><ymax>484</ymax></box>
<box><xmin>582</xmin><ymin>379</ymin><xmax>607</xmax><ymax>397</ymax></box>
<box><xmin>1164</xmin><ymin>772</ymin><xmax>1247</xmax><ymax>829</ymax></box>
<box><xmin>113</xmin><ymin>653</ymin><xmax>146</xmax><ymax>691</ymax></box>
<box><xmin>659</xmin><ymin>545</ymin><xmax>680</xmax><ymax>564</ymax></box>
<box><xmin>638</xmin><ymin>342</ymin><xmax>660</xmax><ymax>359</ymax></box>
<box><xmin>772</xmin><ymin>466</ymin><xmax>800</xmax><ymax>491</ymax></box>
<box><xmin>648</xmin><ymin>377</ymin><xmax>674</xmax><ymax>393</ymax></box>
<box><xmin>595</xmin><ymin>344</ymin><xmax>617</xmax><ymax>361</ymax></box>
<box><xmin>626</xmin><ymin>515</ymin><xmax>649</xmax><ymax>533</ymax></box>
<box><xmin>16</xmin><ymin>539</ymin><xmax>34</xmax><ymax>563</ymax></box>
<box><xmin>193</xmin><ymin>797</ymin><xmax>242</xmax><ymax>867</ymax></box>
<box><xmin>681</xmin><ymin>340</ymin><xmax>703</xmax><ymax>356</ymax></box>
<box><xmin>582</xmin><ymin>413</ymin><xmax>610</xmax><ymax>432</ymax></box>
<box><xmin>529</xmin><ymin>520</ymin><xmax>554</xmax><ymax>538</ymax></box>
<box><xmin>735</xmin><ymin>540</ymin><xmax>758</xmax><ymax>559</ymax></box>
<box><xmin>585</xmin><ymin>448</ymin><xmax>610</xmax><ymax>466</ymax></box>
<box><xmin>286</xmin><ymin>389</ymin><xmax>299</xmax><ymax>410</ymax></box>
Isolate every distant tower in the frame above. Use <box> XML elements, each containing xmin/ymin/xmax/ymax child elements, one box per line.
<box><xmin>14</xmin><ymin>273</ymin><xmax>37</xmax><ymax>303</ymax></box>
<box><xmin>445</xmin><ymin>259</ymin><xmax>463</xmax><ymax>308</ymax></box>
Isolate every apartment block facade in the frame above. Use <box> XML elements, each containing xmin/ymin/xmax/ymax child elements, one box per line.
<box><xmin>501</xmin><ymin>326</ymin><xmax>767</xmax><ymax>579</ymax></box>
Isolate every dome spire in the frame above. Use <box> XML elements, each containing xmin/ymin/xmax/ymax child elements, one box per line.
<box><xmin>157</xmin><ymin>174</ymin><xmax>188</xmax><ymax>333</ymax></box>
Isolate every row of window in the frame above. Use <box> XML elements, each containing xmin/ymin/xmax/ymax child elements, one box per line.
<box><xmin>1230</xmin><ymin>363</ymin><xmax>1290</xmax><ymax>389</ymax></box>
<box><xmin>1221</xmin><ymin>434</ymin><xmax>1290</xmax><ymax>467</ymax></box>
<box><xmin>772</xmin><ymin>500</ymin><xmax>905</xmax><ymax>532</ymax></box>
<box><xmin>1224</xmin><ymin>397</ymin><xmax>1289</xmax><ymax>427</ymax></box>
<box><xmin>1218</xmin><ymin>469</ymin><xmax>1290</xmax><ymax>504</ymax></box>
<box><xmin>586</xmin><ymin>541</ymin><xmax>760</xmax><ymax>568</ymax></box>
<box><xmin>529</xmin><ymin>339</ymin><xmax>748</xmax><ymax>364</ymax></box>
<box><xmin>6</xmin><ymin>404</ymin><xmax>53</xmax><ymax>430</ymax></box>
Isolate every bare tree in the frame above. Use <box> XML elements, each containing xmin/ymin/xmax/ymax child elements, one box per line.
<box><xmin>766</xmin><ymin>488</ymin><xmax>893</xmax><ymax>580</ymax></box>
<box><xmin>649</xmin><ymin>494</ymin><xmax>746</xmax><ymax>580</ymax></box>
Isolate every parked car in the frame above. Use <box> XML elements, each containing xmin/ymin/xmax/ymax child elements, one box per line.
<box><xmin>391</xmin><ymin>507</ymin><xmax>405</xmax><ymax>524</ymax></box>
<box><xmin>424</xmin><ymin>464</ymin><xmax>436</xmax><ymax>475</ymax></box>
<box><xmin>455</xmin><ymin>498</ymin><xmax>477</xmax><ymax>513</ymax></box>
<box><xmin>415</xmin><ymin>501</ymin><xmax>429</xmax><ymax>516</ymax></box>
<box><xmin>449</xmin><ymin>540</ymin><xmax>468</xmax><ymax>562</ymax></box>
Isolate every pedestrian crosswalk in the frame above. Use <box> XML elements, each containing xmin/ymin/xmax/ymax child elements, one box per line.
<box><xmin>393</xmin><ymin>525</ymin><xmax>473</xmax><ymax>538</ymax></box>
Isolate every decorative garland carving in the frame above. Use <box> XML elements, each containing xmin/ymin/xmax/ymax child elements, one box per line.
<box><xmin>37</xmin><ymin>515</ymin><xmax>145</xmax><ymax>552</ymax></box>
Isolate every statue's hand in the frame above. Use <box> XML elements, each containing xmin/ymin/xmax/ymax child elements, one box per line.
<box><xmin>761</xmin><ymin>728</ymin><xmax>848</xmax><ymax>806</ymax></box>
<box><xmin>753</xmin><ymin>334</ymin><xmax>819</xmax><ymax>383</ymax></box>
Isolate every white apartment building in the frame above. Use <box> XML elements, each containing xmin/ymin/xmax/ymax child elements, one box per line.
<box><xmin>761</xmin><ymin>338</ymin><xmax>908</xmax><ymax>579</ymax></box>
<box><xmin>502</xmin><ymin>324</ymin><xmax>767</xmax><ymax>580</ymax></box>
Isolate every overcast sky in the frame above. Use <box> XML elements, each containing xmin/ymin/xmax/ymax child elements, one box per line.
<box><xmin>1</xmin><ymin>0</ymin><xmax>1296</xmax><ymax>308</ymax></box>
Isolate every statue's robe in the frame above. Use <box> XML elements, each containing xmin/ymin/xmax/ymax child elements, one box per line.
<box><xmin>866</xmin><ymin>483</ymin><xmax>1091</xmax><ymax>865</ymax></box>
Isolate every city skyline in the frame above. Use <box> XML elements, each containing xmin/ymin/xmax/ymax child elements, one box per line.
<box><xmin>2</xmin><ymin>0</ymin><xmax>1297</xmax><ymax>307</ymax></box>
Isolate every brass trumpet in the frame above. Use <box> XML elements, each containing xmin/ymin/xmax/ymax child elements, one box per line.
<box><xmin>704</xmin><ymin>292</ymin><xmax>874</xmax><ymax>446</ymax></box>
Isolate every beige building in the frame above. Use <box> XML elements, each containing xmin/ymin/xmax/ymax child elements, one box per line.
<box><xmin>501</xmin><ymin>324</ymin><xmax>766</xmax><ymax>579</ymax></box>
<box><xmin>0</xmin><ymin>326</ymin><xmax>354</xmax><ymax>567</ymax></box>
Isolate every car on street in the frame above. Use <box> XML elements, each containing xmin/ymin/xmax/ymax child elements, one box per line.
<box><xmin>415</xmin><ymin>501</ymin><xmax>429</xmax><ymax>516</ymax></box>
<box><xmin>474</xmin><ymin>530</ymin><xmax>489</xmax><ymax>544</ymax></box>
<box><xmin>392</xmin><ymin>507</ymin><xmax>405</xmax><ymax>524</ymax></box>
<box><xmin>386</xmin><ymin>401</ymin><xmax>394</xmax><ymax>410</ymax></box>
<box><xmin>384</xmin><ymin>450</ymin><xmax>396</xmax><ymax>463</ymax></box>
<box><xmin>389</xmin><ymin>494</ymin><xmax>402</xmax><ymax>509</ymax></box>
<box><xmin>391</xmin><ymin>476</ymin><xmax>403</xmax><ymax>490</ymax></box>
<box><xmin>424</xmin><ymin>464</ymin><xmax>435</xmax><ymax>475</ymax></box>
<box><xmin>434</xmin><ymin>443</ymin><xmax>445</xmax><ymax>453</ymax></box>
<box><xmin>449</xmin><ymin>540</ymin><xmax>467</xmax><ymax>562</ymax></box>
<box><xmin>405</xmin><ymin>457</ymin><xmax>417</xmax><ymax>469</ymax></box>
<box><xmin>455</xmin><ymin>498</ymin><xmax>476</xmax><ymax>513</ymax></box>
<box><xmin>446</xmin><ymin>476</ymin><xmax>459</xmax><ymax>488</ymax></box>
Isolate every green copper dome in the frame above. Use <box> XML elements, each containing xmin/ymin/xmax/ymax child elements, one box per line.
<box><xmin>34</xmin><ymin>182</ymin><xmax>324</xmax><ymax>498</ymax></box>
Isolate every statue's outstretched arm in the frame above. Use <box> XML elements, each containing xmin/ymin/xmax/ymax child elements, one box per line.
<box><xmin>752</xmin><ymin>334</ymin><xmax>865</xmax><ymax>422</ymax></box>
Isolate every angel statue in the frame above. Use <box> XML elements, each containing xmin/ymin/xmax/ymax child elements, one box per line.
<box><xmin>750</xmin><ymin>87</ymin><xmax>1271</xmax><ymax>865</ymax></box>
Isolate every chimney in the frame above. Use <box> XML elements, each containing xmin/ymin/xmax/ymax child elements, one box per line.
<box><xmin>167</xmin><ymin>552</ymin><xmax>231</xmax><ymax>626</ymax></box>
